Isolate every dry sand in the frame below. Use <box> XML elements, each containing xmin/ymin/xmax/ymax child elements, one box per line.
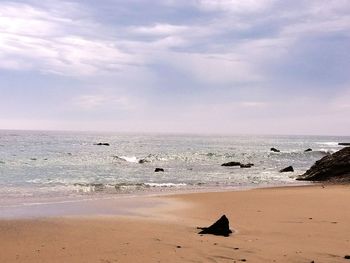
<box><xmin>1</xmin><ymin>185</ymin><xmax>350</xmax><ymax>262</ymax></box>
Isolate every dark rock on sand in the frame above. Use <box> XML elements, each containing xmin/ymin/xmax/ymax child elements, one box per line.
<box><xmin>240</xmin><ymin>163</ymin><xmax>254</xmax><ymax>168</ymax></box>
<box><xmin>94</xmin><ymin>143</ymin><xmax>110</xmax><ymax>146</ymax></box>
<box><xmin>270</xmin><ymin>147</ymin><xmax>280</xmax><ymax>152</ymax></box>
<box><xmin>280</xmin><ymin>166</ymin><xmax>294</xmax><ymax>172</ymax></box>
<box><xmin>221</xmin><ymin>161</ymin><xmax>241</xmax><ymax>167</ymax></box>
<box><xmin>304</xmin><ymin>148</ymin><xmax>313</xmax><ymax>152</ymax></box>
<box><xmin>197</xmin><ymin>215</ymin><xmax>233</xmax><ymax>237</ymax></box>
<box><xmin>297</xmin><ymin>147</ymin><xmax>350</xmax><ymax>182</ymax></box>
<box><xmin>344</xmin><ymin>255</ymin><xmax>350</xmax><ymax>259</ymax></box>
<box><xmin>339</xmin><ymin>143</ymin><xmax>350</xmax><ymax>146</ymax></box>
<box><xmin>154</xmin><ymin>168</ymin><xmax>164</xmax><ymax>172</ymax></box>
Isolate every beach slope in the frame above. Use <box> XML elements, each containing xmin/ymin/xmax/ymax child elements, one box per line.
<box><xmin>1</xmin><ymin>185</ymin><xmax>349</xmax><ymax>262</ymax></box>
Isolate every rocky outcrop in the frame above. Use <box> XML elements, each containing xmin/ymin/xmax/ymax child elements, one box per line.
<box><xmin>270</xmin><ymin>148</ymin><xmax>280</xmax><ymax>152</ymax></box>
<box><xmin>339</xmin><ymin>143</ymin><xmax>350</xmax><ymax>146</ymax></box>
<box><xmin>154</xmin><ymin>168</ymin><xmax>164</xmax><ymax>172</ymax></box>
<box><xmin>280</xmin><ymin>166</ymin><xmax>294</xmax><ymax>172</ymax></box>
<box><xmin>222</xmin><ymin>162</ymin><xmax>254</xmax><ymax>168</ymax></box>
<box><xmin>221</xmin><ymin>161</ymin><xmax>241</xmax><ymax>167</ymax></box>
<box><xmin>297</xmin><ymin>147</ymin><xmax>350</xmax><ymax>182</ymax></box>
<box><xmin>304</xmin><ymin>148</ymin><xmax>312</xmax><ymax>152</ymax></box>
<box><xmin>197</xmin><ymin>215</ymin><xmax>233</xmax><ymax>237</ymax></box>
<box><xmin>94</xmin><ymin>143</ymin><xmax>110</xmax><ymax>146</ymax></box>
<box><xmin>240</xmin><ymin>163</ymin><xmax>254</xmax><ymax>168</ymax></box>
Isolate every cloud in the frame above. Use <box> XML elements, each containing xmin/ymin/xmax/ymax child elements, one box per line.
<box><xmin>130</xmin><ymin>23</ymin><xmax>189</xmax><ymax>36</ymax></box>
<box><xmin>159</xmin><ymin>51</ymin><xmax>262</xmax><ymax>84</ymax></box>
<box><xmin>240</xmin><ymin>101</ymin><xmax>267</xmax><ymax>108</ymax></box>
<box><xmin>195</xmin><ymin>0</ymin><xmax>275</xmax><ymax>13</ymax></box>
<box><xmin>73</xmin><ymin>94</ymin><xmax>138</xmax><ymax>111</ymax></box>
<box><xmin>0</xmin><ymin>2</ymin><xmax>139</xmax><ymax>76</ymax></box>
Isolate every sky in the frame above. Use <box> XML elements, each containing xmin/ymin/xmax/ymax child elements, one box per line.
<box><xmin>0</xmin><ymin>0</ymin><xmax>349</xmax><ymax>135</ymax></box>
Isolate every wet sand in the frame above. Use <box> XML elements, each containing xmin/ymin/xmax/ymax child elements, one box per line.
<box><xmin>0</xmin><ymin>184</ymin><xmax>349</xmax><ymax>262</ymax></box>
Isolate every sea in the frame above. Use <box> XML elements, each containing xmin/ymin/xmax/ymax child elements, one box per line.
<box><xmin>0</xmin><ymin>130</ymin><xmax>349</xmax><ymax>208</ymax></box>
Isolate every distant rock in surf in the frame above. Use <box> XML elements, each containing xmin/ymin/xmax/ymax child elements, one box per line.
<box><xmin>154</xmin><ymin>168</ymin><xmax>164</xmax><ymax>172</ymax></box>
<box><xmin>339</xmin><ymin>142</ymin><xmax>350</xmax><ymax>146</ymax></box>
<box><xmin>197</xmin><ymin>215</ymin><xmax>233</xmax><ymax>237</ymax></box>
<box><xmin>280</xmin><ymin>166</ymin><xmax>294</xmax><ymax>172</ymax></box>
<box><xmin>304</xmin><ymin>148</ymin><xmax>312</xmax><ymax>152</ymax></box>
<box><xmin>297</xmin><ymin>147</ymin><xmax>350</xmax><ymax>182</ymax></box>
<box><xmin>94</xmin><ymin>143</ymin><xmax>110</xmax><ymax>146</ymax></box>
<box><xmin>221</xmin><ymin>161</ymin><xmax>241</xmax><ymax>167</ymax></box>
<box><xmin>240</xmin><ymin>163</ymin><xmax>254</xmax><ymax>168</ymax></box>
<box><xmin>138</xmin><ymin>159</ymin><xmax>149</xmax><ymax>164</ymax></box>
<box><xmin>270</xmin><ymin>147</ymin><xmax>280</xmax><ymax>152</ymax></box>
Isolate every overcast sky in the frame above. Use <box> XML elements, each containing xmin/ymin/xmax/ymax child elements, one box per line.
<box><xmin>0</xmin><ymin>0</ymin><xmax>349</xmax><ymax>135</ymax></box>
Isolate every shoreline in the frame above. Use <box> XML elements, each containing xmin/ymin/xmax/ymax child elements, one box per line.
<box><xmin>0</xmin><ymin>182</ymin><xmax>312</xmax><ymax>219</ymax></box>
<box><xmin>1</xmin><ymin>183</ymin><xmax>350</xmax><ymax>262</ymax></box>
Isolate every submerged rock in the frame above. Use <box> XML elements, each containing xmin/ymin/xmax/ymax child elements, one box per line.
<box><xmin>94</xmin><ymin>143</ymin><xmax>110</xmax><ymax>146</ymax></box>
<box><xmin>221</xmin><ymin>161</ymin><xmax>241</xmax><ymax>167</ymax></box>
<box><xmin>297</xmin><ymin>147</ymin><xmax>350</xmax><ymax>182</ymax></box>
<box><xmin>304</xmin><ymin>148</ymin><xmax>313</xmax><ymax>152</ymax></box>
<box><xmin>197</xmin><ymin>215</ymin><xmax>233</xmax><ymax>237</ymax></box>
<box><xmin>270</xmin><ymin>147</ymin><xmax>280</xmax><ymax>152</ymax></box>
<box><xmin>280</xmin><ymin>166</ymin><xmax>294</xmax><ymax>172</ymax></box>
<box><xmin>154</xmin><ymin>168</ymin><xmax>164</xmax><ymax>172</ymax></box>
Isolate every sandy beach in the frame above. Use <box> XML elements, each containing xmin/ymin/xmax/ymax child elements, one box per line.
<box><xmin>1</xmin><ymin>185</ymin><xmax>350</xmax><ymax>263</ymax></box>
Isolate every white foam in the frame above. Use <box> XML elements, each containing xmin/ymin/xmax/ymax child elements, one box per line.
<box><xmin>118</xmin><ymin>156</ymin><xmax>139</xmax><ymax>163</ymax></box>
<box><xmin>316</xmin><ymin>142</ymin><xmax>339</xmax><ymax>146</ymax></box>
<box><xmin>145</xmin><ymin>183</ymin><xmax>187</xmax><ymax>187</ymax></box>
<box><xmin>318</xmin><ymin>148</ymin><xmax>337</xmax><ymax>154</ymax></box>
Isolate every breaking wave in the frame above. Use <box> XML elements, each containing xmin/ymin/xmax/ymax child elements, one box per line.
<box><xmin>113</xmin><ymin>156</ymin><xmax>140</xmax><ymax>163</ymax></box>
<box><xmin>316</xmin><ymin>142</ymin><xmax>340</xmax><ymax>147</ymax></box>
<box><xmin>72</xmin><ymin>182</ymin><xmax>188</xmax><ymax>193</ymax></box>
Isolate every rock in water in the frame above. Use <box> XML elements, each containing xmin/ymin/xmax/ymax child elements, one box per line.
<box><xmin>221</xmin><ymin>161</ymin><xmax>241</xmax><ymax>167</ymax></box>
<box><xmin>280</xmin><ymin>166</ymin><xmax>294</xmax><ymax>172</ymax></box>
<box><xmin>198</xmin><ymin>215</ymin><xmax>233</xmax><ymax>237</ymax></box>
<box><xmin>297</xmin><ymin>147</ymin><xmax>350</xmax><ymax>182</ymax></box>
<box><xmin>94</xmin><ymin>143</ymin><xmax>110</xmax><ymax>146</ymax></box>
<box><xmin>270</xmin><ymin>147</ymin><xmax>280</xmax><ymax>152</ymax></box>
<box><xmin>154</xmin><ymin>168</ymin><xmax>164</xmax><ymax>172</ymax></box>
<box><xmin>339</xmin><ymin>143</ymin><xmax>350</xmax><ymax>146</ymax></box>
<box><xmin>304</xmin><ymin>148</ymin><xmax>313</xmax><ymax>152</ymax></box>
<box><xmin>240</xmin><ymin>163</ymin><xmax>254</xmax><ymax>168</ymax></box>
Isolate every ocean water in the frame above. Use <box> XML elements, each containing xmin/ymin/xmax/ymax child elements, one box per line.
<box><xmin>0</xmin><ymin>130</ymin><xmax>348</xmax><ymax>206</ymax></box>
